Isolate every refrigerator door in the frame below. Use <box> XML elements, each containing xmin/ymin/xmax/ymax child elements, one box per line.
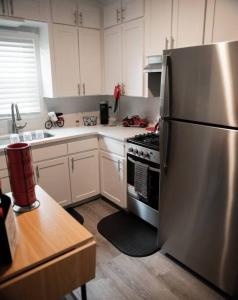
<box><xmin>160</xmin><ymin>41</ymin><xmax>238</xmax><ymax>128</ymax></box>
<box><xmin>159</xmin><ymin>120</ymin><xmax>238</xmax><ymax>296</ymax></box>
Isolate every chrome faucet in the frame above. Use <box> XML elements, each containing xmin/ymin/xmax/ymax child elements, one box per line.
<box><xmin>11</xmin><ymin>103</ymin><xmax>27</xmax><ymax>134</ymax></box>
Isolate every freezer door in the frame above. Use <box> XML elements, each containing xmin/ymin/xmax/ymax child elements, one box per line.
<box><xmin>159</xmin><ymin>120</ymin><xmax>238</xmax><ymax>296</ymax></box>
<box><xmin>160</xmin><ymin>40</ymin><xmax>238</xmax><ymax>128</ymax></box>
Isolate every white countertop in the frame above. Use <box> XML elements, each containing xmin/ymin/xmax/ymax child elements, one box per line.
<box><xmin>0</xmin><ymin>125</ymin><xmax>148</xmax><ymax>153</ymax></box>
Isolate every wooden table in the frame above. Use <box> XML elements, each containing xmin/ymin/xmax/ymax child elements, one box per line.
<box><xmin>0</xmin><ymin>185</ymin><xmax>96</xmax><ymax>300</ymax></box>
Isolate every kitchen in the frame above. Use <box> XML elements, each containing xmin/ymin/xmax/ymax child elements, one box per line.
<box><xmin>0</xmin><ymin>0</ymin><xmax>237</xmax><ymax>299</ymax></box>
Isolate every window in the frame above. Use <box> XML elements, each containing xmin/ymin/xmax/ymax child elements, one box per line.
<box><xmin>0</xmin><ymin>30</ymin><xmax>41</xmax><ymax>115</ymax></box>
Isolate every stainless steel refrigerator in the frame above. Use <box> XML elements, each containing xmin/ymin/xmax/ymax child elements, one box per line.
<box><xmin>159</xmin><ymin>40</ymin><xmax>238</xmax><ymax>297</ymax></box>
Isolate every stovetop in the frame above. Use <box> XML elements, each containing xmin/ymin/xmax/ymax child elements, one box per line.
<box><xmin>127</xmin><ymin>132</ymin><xmax>160</xmax><ymax>151</ymax></box>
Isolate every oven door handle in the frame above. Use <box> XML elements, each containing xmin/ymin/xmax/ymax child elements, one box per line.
<box><xmin>149</xmin><ymin>166</ymin><xmax>160</xmax><ymax>173</ymax></box>
<box><xmin>128</xmin><ymin>156</ymin><xmax>135</xmax><ymax>164</ymax></box>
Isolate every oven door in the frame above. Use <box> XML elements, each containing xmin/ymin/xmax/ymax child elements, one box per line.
<box><xmin>127</xmin><ymin>153</ymin><xmax>160</xmax><ymax>210</ymax></box>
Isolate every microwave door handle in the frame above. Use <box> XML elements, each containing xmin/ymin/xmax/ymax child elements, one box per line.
<box><xmin>161</xmin><ymin>55</ymin><xmax>172</xmax><ymax>119</ymax></box>
<box><xmin>163</xmin><ymin>120</ymin><xmax>171</xmax><ymax>172</ymax></box>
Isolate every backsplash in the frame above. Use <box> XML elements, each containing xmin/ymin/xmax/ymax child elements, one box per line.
<box><xmin>0</xmin><ymin>95</ymin><xmax>160</xmax><ymax>134</ymax></box>
<box><xmin>104</xmin><ymin>96</ymin><xmax>160</xmax><ymax>122</ymax></box>
<box><xmin>45</xmin><ymin>95</ymin><xmax>160</xmax><ymax>122</ymax></box>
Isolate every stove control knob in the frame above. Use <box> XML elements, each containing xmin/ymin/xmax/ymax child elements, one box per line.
<box><xmin>139</xmin><ymin>150</ymin><xmax>144</xmax><ymax>156</ymax></box>
<box><xmin>128</xmin><ymin>147</ymin><xmax>133</xmax><ymax>152</ymax></box>
<box><xmin>134</xmin><ymin>149</ymin><xmax>138</xmax><ymax>154</ymax></box>
<box><xmin>145</xmin><ymin>152</ymin><xmax>150</xmax><ymax>159</ymax></box>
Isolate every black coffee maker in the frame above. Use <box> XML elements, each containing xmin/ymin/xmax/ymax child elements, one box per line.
<box><xmin>100</xmin><ymin>101</ymin><xmax>109</xmax><ymax>125</ymax></box>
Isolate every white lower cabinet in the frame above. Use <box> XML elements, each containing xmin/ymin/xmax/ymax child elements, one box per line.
<box><xmin>69</xmin><ymin>150</ymin><xmax>100</xmax><ymax>203</ymax></box>
<box><xmin>0</xmin><ymin>169</ymin><xmax>11</xmax><ymax>194</ymax></box>
<box><xmin>100</xmin><ymin>151</ymin><xmax>126</xmax><ymax>208</ymax></box>
<box><xmin>35</xmin><ymin>157</ymin><xmax>71</xmax><ymax>206</ymax></box>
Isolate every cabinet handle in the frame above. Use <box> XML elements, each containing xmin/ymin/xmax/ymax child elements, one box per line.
<box><xmin>74</xmin><ymin>9</ymin><xmax>78</xmax><ymax>25</ymax></box>
<box><xmin>36</xmin><ymin>165</ymin><xmax>40</xmax><ymax>180</ymax></box>
<box><xmin>1</xmin><ymin>0</ymin><xmax>5</xmax><ymax>14</ymax></box>
<box><xmin>121</xmin><ymin>83</ymin><xmax>125</xmax><ymax>95</ymax></box>
<box><xmin>78</xmin><ymin>83</ymin><xmax>81</xmax><ymax>95</ymax></box>
<box><xmin>83</xmin><ymin>83</ymin><xmax>85</xmax><ymax>95</ymax></box>
<box><xmin>121</xmin><ymin>8</ymin><xmax>125</xmax><ymax>21</ymax></box>
<box><xmin>170</xmin><ymin>36</ymin><xmax>175</xmax><ymax>49</ymax></box>
<box><xmin>118</xmin><ymin>160</ymin><xmax>121</xmax><ymax>172</ymax></box>
<box><xmin>71</xmin><ymin>158</ymin><xmax>74</xmax><ymax>172</ymax></box>
<box><xmin>79</xmin><ymin>12</ymin><xmax>83</xmax><ymax>25</ymax></box>
<box><xmin>165</xmin><ymin>37</ymin><xmax>169</xmax><ymax>50</ymax></box>
<box><xmin>116</xmin><ymin>8</ymin><xmax>120</xmax><ymax>23</ymax></box>
<box><xmin>9</xmin><ymin>0</ymin><xmax>13</xmax><ymax>15</ymax></box>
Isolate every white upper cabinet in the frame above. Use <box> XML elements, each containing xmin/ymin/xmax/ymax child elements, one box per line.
<box><xmin>78</xmin><ymin>28</ymin><xmax>102</xmax><ymax>95</ymax></box>
<box><xmin>172</xmin><ymin>0</ymin><xmax>206</xmax><ymax>48</ymax></box>
<box><xmin>205</xmin><ymin>0</ymin><xmax>238</xmax><ymax>44</ymax></box>
<box><xmin>104</xmin><ymin>26</ymin><xmax>122</xmax><ymax>95</ymax></box>
<box><xmin>103</xmin><ymin>0</ymin><xmax>144</xmax><ymax>29</ymax></box>
<box><xmin>145</xmin><ymin>0</ymin><xmax>173</xmax><ymax>55</ymax></box>
<box><xmin>51</xmin><ymin>0</ymin><xmax>78</xmax><ymax>26</ymax></box>
<box><xmin>104</xmin><ymin>19</ymin><xmax>143</xmax><ymax>96</ymax></box>
<box><xmin>122</xmin><ymin>19</ymin><xmax>144</xmax><ymax>97</ymax></box>
<box><xmin>0</xmin><ymin>0</ymin><xmax>50</xmax><ymax>21</ymax></box>
<box><xmin>52</xmin><ymin>24</ymin><xmax>80</xmax><ymax>97</ymax></box>
<box><xmin>103</xmin><ymin>0</ymin><xmax>121</xmax><ymax>28</ymax></box>
<box><xmin>121</xmin><ymin>0</ymin><xmax>144</xmax><ymax>23</ymax></box>
<box><xmin>78</xmin><ymin>0</ymin><xmax>101</xmax><ymax>29</ymax></box>
<box><xmin>51</xmin><ymin>0</ymin><xmax>101</xmax><ymax>28</ymax></box>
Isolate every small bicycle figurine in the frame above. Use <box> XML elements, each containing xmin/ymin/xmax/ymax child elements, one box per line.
<box><xmin>45</xmin><ymin>112</ymin><xmax>65</xmax><ymax>129</ymax></box>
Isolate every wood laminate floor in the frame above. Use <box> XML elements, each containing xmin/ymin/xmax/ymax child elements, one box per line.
<box><xmin>66</xmin><ymin>199</ymin><xmax>227</xmax><ymax>300</ymax></box>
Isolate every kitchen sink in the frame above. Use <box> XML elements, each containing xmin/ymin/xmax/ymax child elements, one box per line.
<box><xmin>0</xmin><ymin>132</ymin><xmax>54</xmax><ymax>147</ymax></box>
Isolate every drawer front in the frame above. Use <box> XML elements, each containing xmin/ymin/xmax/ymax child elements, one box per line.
<box><xmin>68</xmin><ymin>137</ymin><xmax>98</xmax><ymax>154</ymax></box>
<box><xmin>0</xmin><ymin>154</ymin><xmax>7</xmax><ymax>170</ymax></box>
<box><xmin>32</xmin><ymin>144</ymin><xmax>67</xmax><ymax>162</ymax></box>
<box><xmin>0</xmin><ymin>241</ymin><xmax>96</xmax><ymax>300</ymax></box>
<box><xmin>99</xmin><ymin>137</ymin><xmax>125</xmax><ymax>157</ymax></box>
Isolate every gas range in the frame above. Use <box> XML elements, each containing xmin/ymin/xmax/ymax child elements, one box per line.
<box><xmin>127</xmin><ymin>132</ymin><xmax>160</xmax><ymax>164</ymax></box>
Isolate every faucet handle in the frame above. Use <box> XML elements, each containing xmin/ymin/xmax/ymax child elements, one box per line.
<box><xmin>15</xmin><ymin>104</ymin><xmax>22</xmax><ymax>121</ymax></box>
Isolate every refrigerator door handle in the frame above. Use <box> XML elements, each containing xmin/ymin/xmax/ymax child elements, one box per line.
<box><xmin>163</xmin><ymin>120</ymin><xmax>171</xmax><ymax>172</ymax></box>
<box><xmin>161</xmin><ymin>55</ymin><xmax>172</xmax><ymax>119</ymax></box>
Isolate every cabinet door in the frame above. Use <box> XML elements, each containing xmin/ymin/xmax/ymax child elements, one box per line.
<box><xmin>145</xmin><ymin>0</ymin><xmax>172</xmax><ymax>56</ymax></box>
<box><xmin>122</xmin><ymin>19</ymin><xmax>144</xmax><ymax>96</ymax></box>
<box><xmin>103</xmin><ymin>0</ymin><xmax>121</xmax><ymax>29</ymax></box>
<box><xmin>78</xmin><ymin>28</ymin><xmax>101</xmax><ymax>95</ymax></box>
<box><xmin>100</xmin><ymin>151</ymin><xmax>126</xmax><ymax>208</ymax></box>
<box><xmin>0</xmin><ymin>0</ymin><xmax>8</xmax><ymax>16</ymax></box>
<box><xmin>104</xmin><ymin>26</ymin><xmax>122</xmax><ymax>95</ymax></box>
<box><xmin>8</xmin><ymin>0</ymin><xmax>50</xmax><ymax>21</ymax></box>
<box><xmin>35</xmin><ymin>157</ymin><xmax>71</xmax><ymax>206</ymax></box>
<box><xmin>211</xmin><ymin>0</ymin><xmax>238</xmax><ymax>43</ymax></box>
<box><xmin>51</xmin><ymin>0</ymin><xmax>77</xmax><ymax>26</ymax></box>
<box><xmin>0</xmin><ymin>170</ymin><xmax>11</xmax><ymax>194</ymax></box>
<box><xmin>122</xmin><ymin>0</ymin><xmax>144</xmax><ymax>23</ymax></box>
<box><xmin>52</xmin><ymin>24</ymin><xmax>80</xmax><ymax>97</ymax></box>
<box><xmin>172</xmin><ymin>0</ymin><xmax>206</xmax><ymax>48</ymax></box>
<box><xmin>69</xmin><ymin>150</ymin><xmax>100</xmax><ymax>203</ymax></box>
<box><xmin>78</xmin><ymin>1</ymin><xmax>101</xmax><ymax>29</ymax></box>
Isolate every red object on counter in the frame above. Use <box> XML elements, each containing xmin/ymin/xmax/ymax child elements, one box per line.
<box><xmin>5</xmin><ymin>143</ymin><xmax>36</xmax><ymax>207</ymax></box>
<box><xmin>122</xmin><ymin>115</ymin><xmax>148</xmax><ymax>128</ymax></box>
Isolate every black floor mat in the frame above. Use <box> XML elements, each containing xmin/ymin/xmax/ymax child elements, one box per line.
<box><xmin>97</xmin><ymin>211</ymin><xmax>159</xmax><ymax>257</ymax></box>
<box><xmin>66</xmin><ymin>207</ymin><xmax>84</xmax><ymax>225</ymax></box>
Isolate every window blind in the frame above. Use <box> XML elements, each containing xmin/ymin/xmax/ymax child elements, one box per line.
<box><xmin>0</xmin><ymin>32</ymin><xmax>41</xmax><ymax>115</ymax></box>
